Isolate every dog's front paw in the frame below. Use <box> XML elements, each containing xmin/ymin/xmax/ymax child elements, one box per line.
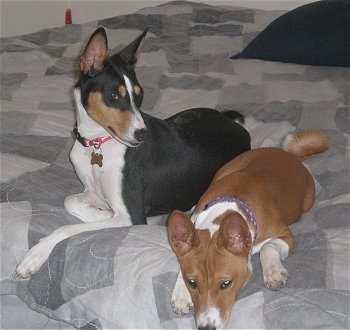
<box><xmin>65</xmin><ymin>194</ymin><xmax>113</xmax><ymax>223</ymax></box>
<box><xmin>264</xmin><ymin>265</ymin><xmax>289</xmax><ymax>291</ymax></box>
<box><xmin>171</xmin><ymin>284</ymin><xmax>193</xmax><ymax>315</ymax></box>
<box><xmin>13</xmin><ymin>241</ymin><xmax>51</xmax><ymax>278</ymax></box>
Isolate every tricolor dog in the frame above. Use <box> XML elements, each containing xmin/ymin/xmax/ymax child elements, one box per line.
<box><xmin>14</xmin><ymin>27</ymin><xmax>250</xmax><ymax>278</ymax></box>
<box><xmin>168</xmin><ymin>130</ymin><xmax>329</xmax><ymax>329</ymax></box>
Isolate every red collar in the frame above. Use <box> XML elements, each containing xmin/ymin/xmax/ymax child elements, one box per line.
<box><xmin>81</xmin><ymin>136</ymin><xmax>112</xmax><ymax>148</ymax></box>
<box><xmin>73</xmin><ymin>128</ymin><xmax>112</xmax><ymax>148</ymax></box>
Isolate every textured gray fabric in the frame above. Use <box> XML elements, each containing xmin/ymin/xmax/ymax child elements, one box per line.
<box><xmin>1</xmin><ymin>1</ymin><xmax>349</xmax><ymax>329</ymax></box>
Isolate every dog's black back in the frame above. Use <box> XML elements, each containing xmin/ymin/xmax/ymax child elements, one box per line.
<box><xmin>76</xmin><ymin>27</ymin><xmax>251</xmax><ymax>225</ymax></box>
<box><xmin>123</xmin><ymin>108</ymin><xmax>250</xmax><ymax>223</ymax></box>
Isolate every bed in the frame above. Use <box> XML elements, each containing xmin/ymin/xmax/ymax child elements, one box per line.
<box><xmin>1</xmin><ymin>1</ymin><xmax>349</xmax><ymax>329</ymax></box>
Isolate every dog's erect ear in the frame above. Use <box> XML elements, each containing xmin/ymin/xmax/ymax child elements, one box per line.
<box><xmin>80</xmin><ymin>27</ymin><xmax>109</xmax><ymax>75</ymax></box>
<box><xmin>118</xmin><ymin>28</ymin><xmax>148</xmax><ymax>68</ymax></box>
<box><xmin>217</xmin><ymin>213</ymin><xmax>252</xmax><ymax>255</ymax></box>
<box><xmin>168</xmin><ymin>210</ymin><xmax>199</xmax><ymax>256</ymax></box>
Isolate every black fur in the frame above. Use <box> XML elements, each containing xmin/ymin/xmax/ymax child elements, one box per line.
<box><xmin>123</xmin><ymin>108</ymin><xmax>250</xmax><ymax>224</ymax></box>
<box><xmin>77</xmin><ymin>27</ymin><xmax>251</xmax><ymax>224</ymax></box>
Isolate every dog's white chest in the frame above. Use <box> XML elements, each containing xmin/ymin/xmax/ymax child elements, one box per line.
<box><xmin>71</xmin><ymin>87</ymin><xmax>128</xmax><ymax>207</ymax></box>
<box><xmin>71</xmin><ymin>140</ymin><xmax>126</xmax><ymax>203</ymax></box>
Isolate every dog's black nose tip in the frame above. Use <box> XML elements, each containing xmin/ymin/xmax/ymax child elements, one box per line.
<box><xmin>198</xmin><ymin>326</ymin><xmax>216</xmax><ymax>330</ymax></box>
<box><xmin>134</xmin><ymin>128</ymin><xmax>147</xmax><ymax>142</ymax></box>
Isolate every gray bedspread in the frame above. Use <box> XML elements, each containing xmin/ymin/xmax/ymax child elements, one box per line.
<box><xmin>1</xmin><ymin>1</ymin><xmax>349</xmax><ymax>329</ymax></box>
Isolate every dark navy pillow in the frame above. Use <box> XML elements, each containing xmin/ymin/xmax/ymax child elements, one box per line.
<box><xmin>231</xmin><ymin>0</ymin><xmax>350</xmax><ymax>67</ymax></box>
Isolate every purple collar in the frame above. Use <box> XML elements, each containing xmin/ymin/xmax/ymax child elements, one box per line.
<box><xmin>205</xmin><ymin>196</ymin><xmax>257</xmax><ymax>240</ymax></box>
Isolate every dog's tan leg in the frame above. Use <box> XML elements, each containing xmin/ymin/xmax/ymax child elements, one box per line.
<box><xmin>260</xmin><ymin>234</ymin><xmax>294</xmax><ymax>291</ymax></box>
<box><xmin>171</xmin><ymin>271</ymin><xmax>193</xmax><ymax>315</ymax></box>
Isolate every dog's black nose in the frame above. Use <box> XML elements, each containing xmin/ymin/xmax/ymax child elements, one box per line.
<box><xmin>198</xmin><ymin>327</ymin><xmax>216</xmax><ymax>330</ymax></box>
<box><xmin>134</xmin><ymin>128</ymin><xmax>147</xmax><ymax>142</ymax></box>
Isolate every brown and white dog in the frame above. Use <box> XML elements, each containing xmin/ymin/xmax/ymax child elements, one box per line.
<box><xmin>168</xmin><ymin>130</ymin><xmax>329</xmax><ymax>329</ymax></box>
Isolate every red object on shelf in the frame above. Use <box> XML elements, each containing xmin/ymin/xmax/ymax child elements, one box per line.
<box><xmin>65</xmin><ymin>8</ymin><xmax>72</xmax><ymax>25</ymax></box>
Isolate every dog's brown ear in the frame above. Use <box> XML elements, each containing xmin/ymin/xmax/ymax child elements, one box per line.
<box><xmin>80</xmin><ymin>27</ymin><xmax>109</xmax><ymax>75</ymax></box>
<box><xmin>117</xmin><ymin>28</ymin><xmax>148</xmax><ymax>68</ymax></box>
<box><xmin>218</xmin><ymin>212</ymin><xmax>252</xmax><ymax>255</ymax></box>
<box><xmin>168</xmin><ymin>210</ymin><xmax>198</xmax><ymax>256</ymax></box>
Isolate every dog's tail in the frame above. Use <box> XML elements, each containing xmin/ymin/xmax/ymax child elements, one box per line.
<box><xmin>222</xmin><ymin>110</ymin><xmax>245</xmax><ymax>124</ymax></box>
<box><xmin>282</xmin><ymin>129</ymin><xmax>329</xmax><ymax>160</ymax></box>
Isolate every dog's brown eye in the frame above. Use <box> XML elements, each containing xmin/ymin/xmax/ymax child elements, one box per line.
<box><xmin>111</xmin><ymin>93</ymin><xmax>119</xmax><ymax>100</ymax></box>
<box><xmin>187</xmin><ymin>279</ymin><xmax>197</xmax><ymax>289</ymax></box>
<box><xmin>220</xmin><ymin>280</ymin><xmax>232</xmax><ymax>290</ymax></box>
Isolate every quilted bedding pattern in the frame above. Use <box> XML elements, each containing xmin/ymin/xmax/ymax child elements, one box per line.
<box><xmin>1</xmin><ymin>1</ymin><xmax>349</xmax><ymax>329</ymax></box>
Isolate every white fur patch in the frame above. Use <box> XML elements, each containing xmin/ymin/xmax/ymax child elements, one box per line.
<box><xmin>123</xmin><ymin>74</ymin><xmax>146</xmax><ymax>134</ymax></box>
<box><xmin>249</xmin><ymin>238</ymin><xmax>272</xmax><ymax>272</ymax></box>
<box><xmin>252</xmin><ymin>238</ymin><xmax>272</xmax><ymax>255</ymax></box>
<box><xmin>171</xmin><ymin>272</ymin><xmax>193</xmax><ymax>315</ymax></box>
<box><xmin>192</xmin><ymin>201</ymin><xmax>255</xmax><ymax>239</ymax></box>
<box><xmin>282</xmin><ymin>133</ymin><xmax>295</xmax><ymax>151</ymax></box>
<box><xmin>260</xmin><ymin>238</ymin><xmax>290</xmax><ymax>290</ymax></box>
<box><xmin>197</xmin><ymin>305</ymin><xmax>225</xmax><ymax>329</ymax></box>
<box><xmin>124</xmin><ymin>74</ymin><xmax>138</xmax><ymax>113</ymax></box>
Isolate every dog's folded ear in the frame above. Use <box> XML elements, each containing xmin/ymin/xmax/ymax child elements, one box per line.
<box><xmin>80</xmin><ymin>27</ymin><xmax>109</xmax><ymax>75</ymax></box>
<box><xmin>117</xmin><ymin>28</ymin><xmax>148</xmax><ymax>68</ymax></box>
<box><xmin>168</xmin><ymin>210</ymin><xmax>199</xmax><ymax>256</ymax></box>
<box><xmin>217</xmin><ymin>212</ymin><xmax>252</xmax><ymax>255</ymax></box>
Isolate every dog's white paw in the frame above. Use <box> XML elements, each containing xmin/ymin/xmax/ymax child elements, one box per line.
<box><xmin>13</xmin><ymin>241</ymin><xmax>52</xmax><ymax>278</ymax></box>
<box><xmin>171</xmin><ymin>283</ymin><xmax>193</xmax><ymax>315</ymax></box>
<box><xmin>65</xmin><ymin>194</ymin><xmax>113</xmax><ymax>222</ymax></box>
<box><xmin>264</xmin><ymin>265</ymin><xmax>289</xmax><ymax>291</ymax></box>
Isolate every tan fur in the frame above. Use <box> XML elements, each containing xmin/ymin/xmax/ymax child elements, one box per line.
<box><xmin>87</xmin><ymin>91</ymin><xmax>132</xmax><ymax>139</ymax></box>
<box><xmin>134</xmin><ymin>85</ymin><xmax>142</xmax><ymax>96</ymax></box>
<box><xmin>118</xmin><ymin>85</ymin><xmax>127</xmax><ymax>98</ymax></box>
<box><xmin>168</xmin><ymin>130</ymin><xmax>329</xmax><ymax>328</ymax></box>
<box><xmin>283</xmin><ymin>129</ymin><xmax>329</xmax><ymax>159</ymax></box>
<box><xmin>195</xmin><ymin>147</ymin><xmax>316</xmax><ymax>234</ymax></box>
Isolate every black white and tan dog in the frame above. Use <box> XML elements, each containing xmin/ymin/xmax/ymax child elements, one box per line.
<box><xmin>15</xmin><ymin>27</ymin><xmax>250</xmax><ymax>278</ymax></box>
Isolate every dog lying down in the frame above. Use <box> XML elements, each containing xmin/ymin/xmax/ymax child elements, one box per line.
<box><xmin>168</xmin><ymin>129</ymin><xmax>329</xmax><ymax>329</ymax></box>
<box><xmin>14</xmin><ymin>27</ymin><xmax>251</xmax><ymax>279</ymax></box>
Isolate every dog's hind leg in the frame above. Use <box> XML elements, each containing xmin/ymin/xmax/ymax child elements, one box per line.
<box><xmin>14</xmin><ymin>216</ymin><xmax>132</xmax><ymax>278</ymax></box>
<box><xmin>64</xmin><ymin>191</ymin><xmax>113</xmax><ymax>222</ymax></box>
